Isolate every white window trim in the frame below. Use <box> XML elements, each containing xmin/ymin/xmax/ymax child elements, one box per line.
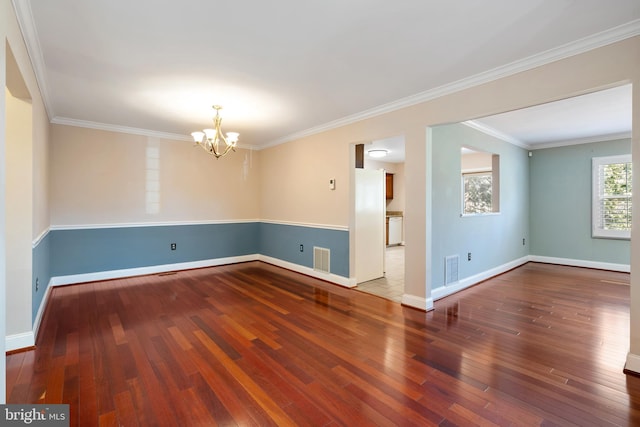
<box><xmin>592</xmin><ymin>154</ymin><xmax>632</xmax><ymax>240</ymax></box>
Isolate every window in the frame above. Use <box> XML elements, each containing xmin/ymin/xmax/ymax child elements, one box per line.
<box><xmin>463</xmin><ymin>172</ymin><xmax>493</xmax><ymax>214</ymax></box>
<box><xmin>461</xmin><ymin>147</ymin><xmax>500</xmax><ymax>215</ymax></box>
<box><xmin>592</xmin><ymin>154</ymin><xmax>632</xmax><ymax>239</ymax></box>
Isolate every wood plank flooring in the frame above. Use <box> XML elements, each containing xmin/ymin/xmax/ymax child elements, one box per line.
<box><xmin>7</xmin><ymin>261</ymin><xmax>640</xmax><ymax>426</ymax></box>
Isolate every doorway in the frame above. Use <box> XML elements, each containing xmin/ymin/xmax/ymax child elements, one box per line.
<box><xmin>354</xmin><ymin>136</ymin><xmax>406</xmax><ymax>301</ymax></box>
<box><xmin>357</xmin><ymin>245</ymin><xmax>404</xmax><ymax>302</ymax></box>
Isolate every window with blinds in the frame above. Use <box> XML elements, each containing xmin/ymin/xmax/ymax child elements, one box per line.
<box><xmin>592</xmin><ymin>154</ymin><xmax>632</xmax><ymax>239</ymax></box>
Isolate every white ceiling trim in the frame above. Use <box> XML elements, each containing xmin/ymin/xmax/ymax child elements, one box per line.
<box><xmin>51</xmin><ymin>116</ymin><xmax>261</xmax><ymax>150</ymax></box>
<box><xmin>11</xmin><ymin>0</ymin><xmax>53</xmax><ymax>119</ymax></box>
<box><xmin>13</xmin><ymin>2</ymin><xmax>640</xmax><ymax>147</ymax></box>
<box><xmin>264</xmin><ymin>19</ymin><xmax>640</xmax><ymax>148</ymax></box>
<box><xmin>462</xmin><ymin>120</ymin><xmax>527</xmax><ymax>148</ymax></box>
<box><xmin>528</xmin><ymin>131</ymin><xmax>633</xmax><ymax>150</ymax></box>
<box><xmin>463</xmin><ymin>118</ymin><xmax>632</xmax><ymax>151</ymax></box>
<box><xmin>51</xmin><ymin>116</ymin><xmax>193</xmax><ymax>142</ymax></box>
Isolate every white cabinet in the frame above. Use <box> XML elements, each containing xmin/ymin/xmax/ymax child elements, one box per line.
<box><xmin>388</xmin><ymin>216</ymin><xmax>402</xmax><ymax>245</ymax></box>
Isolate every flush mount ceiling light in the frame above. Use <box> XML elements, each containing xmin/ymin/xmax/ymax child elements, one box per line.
<box><xmin>368</xmin><ymin>149</ymin><xmax>388</xmax><ymax>158</ymax></box>
<box><xmin>191</xmin><ymin>105</ymin><xmax>239</xmax><ymax>159</ymax></box>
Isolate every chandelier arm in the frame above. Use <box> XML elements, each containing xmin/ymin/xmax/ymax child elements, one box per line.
<box><xmin>191</xmin><ymin>105</ymin><xmax>238</xmax><ymax>159</ymax></box>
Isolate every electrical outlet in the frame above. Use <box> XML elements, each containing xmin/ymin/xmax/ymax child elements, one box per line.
<box><xmin>36</xmin><ymin>277</ymin><xmax>39</xmax><ymax>292</ymax></box>
<box><xmin>300</xmin><ymin>244</ymin><xmax>304</xmax><ymax>252</ymax></box>
<box><xmin>523</xmin><ymin>238</ymin><xmax>526</xmax><ymax>246</ymax></box>
<box><xmin>467</xmin><ymin>252</ymin><xmax>472</xmax><ymax>261</ymax></box>
<box><xmin>171</xmin><ymin>243</ymin><xmax>177</xmax><ymax>250</ymax></box>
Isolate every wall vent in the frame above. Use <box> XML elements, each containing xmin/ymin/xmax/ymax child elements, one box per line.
<box><xmin>445</xmin><ymin>255</ymin><xmax>459</xmax><ymax>285</ymax></box>
<box><xmin>313</xmin><ymin>247</ymin><xmax>331</xmax><ymax>273</ymax></box>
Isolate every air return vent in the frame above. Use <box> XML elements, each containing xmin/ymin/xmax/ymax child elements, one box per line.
<box><xmin>445</xmin><ymin>255</ymin><xmax>459</xmax><ymax>285</ymax></box>
<box><xmin>313</xmin><ymin>247</ymin><xmax>330</xmax><ymax>273</ymax></box>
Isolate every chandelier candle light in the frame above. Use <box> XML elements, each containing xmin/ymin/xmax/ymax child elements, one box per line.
<box><xmin>191</xmin><ymin>105</ymin><xmax>239</xmax><ymax>159</ymax></box>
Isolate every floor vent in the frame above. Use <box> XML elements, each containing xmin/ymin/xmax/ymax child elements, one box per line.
<box><xmin>313</xmin><ymin>247</ymin><xmax>331</xmax><ymax>273</ymax></box>
<box><xmin>445</xmin><ymin>255</ymin><xmax>459</xmax><ymax>285</ymax></box>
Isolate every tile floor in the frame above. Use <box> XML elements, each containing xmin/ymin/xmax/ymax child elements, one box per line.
<box><xmin>356</xmin><ymin>245</ymin><xmax>404</xmax><ymax>302</ymax></box>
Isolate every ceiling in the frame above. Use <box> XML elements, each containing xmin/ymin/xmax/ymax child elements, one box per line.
<box><xmin>14</xmin><ymin>1</ymin><xmax>640</xmax><ymax>152</ymax></box>
<box><xmin>468</xmin><ymin>84</ymin><xmax>633</xmax><ymax>149</ymax></box>
<box><xmin>366</xmin><ymin>84</ymin><xmax>633</xmax><ymax>163</ymax></box>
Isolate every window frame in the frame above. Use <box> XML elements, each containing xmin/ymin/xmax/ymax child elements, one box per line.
<box><xmin>592</xmin><ymin>154</ymin><xmax>632</xmax><ymax>240</ymax></box>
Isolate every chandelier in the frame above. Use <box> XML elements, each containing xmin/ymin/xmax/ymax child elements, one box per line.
<box><xmin>190</xmin><ymin>105</ymin><xmax>239</xmax><ymax>159</ymax></box>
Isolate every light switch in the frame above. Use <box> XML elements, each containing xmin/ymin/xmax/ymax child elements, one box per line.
<box><xmin>329</xmin><ymin>178</ymin><xmax>336</xmax><ymax>190</ymax></box>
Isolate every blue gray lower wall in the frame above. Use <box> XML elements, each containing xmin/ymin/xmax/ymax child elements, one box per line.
<box><xmin>33</xmin><ymin>221</ymin><xmax>349</xmax><ymax>322</ymax></box>
<box><xmin>49</xmin><ymin>222</ymin><xmax>261</xmax><ymax>277</ymax></box>
<box><xmin>259</xmin><ymin>222</ymin><xmax>349</xmax><ymax>278</ymax></box>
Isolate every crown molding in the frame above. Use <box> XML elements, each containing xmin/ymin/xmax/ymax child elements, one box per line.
<box><xmin>51</xmin><ymin>116</ymin><xmax>192</xmax><ymax>141</ymax></box>
<box><xmin>13</xmin><ymin>3</ymin><xmax>640</xmax><ymax>148</ymax></box>
<box><xmin>528</xmin><ymin>131</ymin><xmax>633</xmax><ymax>150</ymax></box>
<box><xmin>462</xmin><ymin>120</ymin><xmax>527</xmax><ymax>148</ymax></box>
<box><xmin>266</xmin><ymin>19</ymin><xmax>640</xmax><ymax>147</ymax></box>
<box><xmin>463</xmin><ymin>120</ymin><xmax>632</xmax><ymax>151</ymax></box>
<box><xmin>51</xmin><ymin>116</ymin><xmax>260</xmax><ymax>150</ymax></box>
<box><xmin>12</xmin><ymin>0</ymin><xmax>54</xmax><ymax>120</ymax></box>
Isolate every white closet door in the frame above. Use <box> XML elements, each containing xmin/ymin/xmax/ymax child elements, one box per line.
<box><xmin>355</xmin><ymin>168</ymin><xmax>385</xmax><ymax>283</ymax></box>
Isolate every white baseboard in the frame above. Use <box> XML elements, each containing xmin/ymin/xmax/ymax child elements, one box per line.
<box><xmin>17</xmin><ymin>252</ymin><xmax>631</xmax><ymax>354</ymax></box>
<box><xmin>429</xmin><ymin>255</ymin><xmax>629</xmax><ymax>304</ymax></box>
<box><xmin>401</xmin><ymin>294</ymin><xmax>433</xmax><ymax>311</ymax></box>
<box><xmin>15</xmin><ymin>256</ymin><xmax>257</xmax><ymax>352</ymax></box>
<box><xmin>6</xmin><ymin>332</ymin><xmax>35</xmax><ymax>352</ymax></box>
<box><xmin>258</xmin><ymin>255</ymin><xmax>354</xmax><ymax>288</ymax></box>
<box><xmin>50</xmin><ymin>254</ymin><xmax>260</xmax><ymax>287</ymax></box>
<box><xmin>625</xmin><ymin>352</ymin><xmax>640</xmax><ymax>375</ymax></box>
<box><xmin>18</xmin><ymin>254</ymin><xmax>350</xmax><ymax>354</ymax></box>
<box><xmin>432</xmin><ymin>256</ymin><xmax>530</xmax><ymax>302</ymax></box>
<box><xmin>529</xmin><ymin>255</ymin><xmax>630</xmax><ymax>272</ymax></box>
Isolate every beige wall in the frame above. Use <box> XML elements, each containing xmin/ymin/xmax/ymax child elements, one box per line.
<box><xmin>3</xmin><ymin>17</ymin><xmax>48</xmax><ymax>243</ymax></box>
<box><xmin>2</xmin><ymin>1</ymin><xmax>640</xmax><ymax>393</ymax></box>
<box><xmin>32</xmin><ymin>90</ymin><xmax>49</xmax><ymax>240</ymax></box>
<box><xmin>5</xmin><ymin>87</ymin><xmax>32</xmax><ymax>337</ymax></box>
<box><xmin>258</xmin><ymin>37</ymin><xmax>640</xmax><ymax>361</ymax></box>
<box><xmin>462</xmin><ymin>150</ymin><xmax>493</xmax><ymax>171</ymax></box>
<box><xmin>1</xmin><ymin>0</ymin><xmax>53</xmax><ymax>402</ymax></box>
<box><xmin>259</xmin><ymin>133</ymin><xmax>349</xmax><ymax>227</ymax></box>
<box><xmin>50</xmin><ymin>124</ymin><xmax>260</xmax><ymax>226</ymax></box>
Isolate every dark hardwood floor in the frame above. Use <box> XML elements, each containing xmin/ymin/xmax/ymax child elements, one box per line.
<box><xmin>7</xmin><ymin>261</ymin><xmax>640</xmax><ymax>426</ymax></box>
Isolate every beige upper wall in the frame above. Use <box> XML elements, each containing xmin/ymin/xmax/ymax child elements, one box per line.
<box><xmin>3</xmin><ymin>1</ymin><xmax>49</xmax><ymax>241</ymax></box>
<box><xmin>5</xmin><ymin>88</ymin><xmax>32</xmax><ymax>336</ymax></box>
<box><xmin>2</xmin><ymin>0</ymin><xmax>52</xmax><ymax>400</ymax></box>
<box><xmin>259</xmin><ymin>133</ymin><xmax>349</xmax><ymax>227</ymax></box>
<box><xmin>50</xmin><ymin>124</ymin><xmax>260</xmax><ymax>226</ymax></box>
<box><xmin>257</xmin><ymin>36</ymin><xmax>640</xmax><ymax>351</ymax></box>
<box><xmin>32</xmin><ymin>92</ymin><xmax>49</xmax><ymax>239</ymax></box>
<box><xmin>260</xmin><ymin>37</ymin><xmax>639</xmax><ymax>244</ymax></box>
